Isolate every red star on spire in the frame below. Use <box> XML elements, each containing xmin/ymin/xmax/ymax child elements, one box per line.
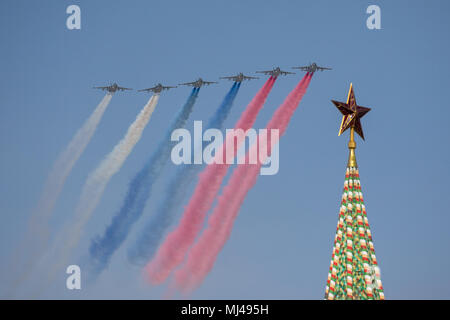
<box><xmin>332</xmin><ymin>83</ymin><xmax>371</xmax><ymax>140</ymax></box>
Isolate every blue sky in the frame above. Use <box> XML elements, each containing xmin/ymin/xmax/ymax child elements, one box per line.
<box><xmin>0</xmin><ymin>0</ymin><xmax>449</xmax><ymax>299</ymax></box>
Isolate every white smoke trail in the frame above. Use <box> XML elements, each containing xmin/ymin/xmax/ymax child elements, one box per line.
<box><xmin>3</xmin><ymin>93</ymin><xmax>113</xmax><ymax>297</ymax></box>
<box><xmin>64</xmin><ymin>93</ymin><xmax>160</xmax><ymax>255</ymax></box>
<box><xmin>36</xmin><ymin>93</ymin><xmax>114</xmax><ymax>224</ymax></box>
<box><xmin>29</xmin><ymin>94</ymin><xmax>160</xmax><ymax>296</ymax></box>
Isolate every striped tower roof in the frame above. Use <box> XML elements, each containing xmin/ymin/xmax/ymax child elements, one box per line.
<box><xmin>324</xmin><ymin>167</ymin><xmax>384</xmax><ymax>300</ymax></box>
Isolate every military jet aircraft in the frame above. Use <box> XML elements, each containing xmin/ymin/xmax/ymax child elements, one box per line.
<box><xmin>138</xmin><ymin>83</ymin><xmax>177</xmax><ymax>93</ymax></box>
<box><xmin>255</xmin><ymin>67</ymin><xmax>295</xmax><ymax>77</ymax></box>
<box><xmin>179</xmin><ymin>78</ymin><xmax>218</xmax><ymax>88</ymax></box>
<box><xmin>292</xmin><ymin>63</ymin><xmax>332</xmax><ymax>73</ymax></box>
<box><xmin>220</xmin><ymin>73</ymin><xmax>259</xmax><ymax>82</ymax></box>
<box><xmin>93</xmin><ymin>83</ymin><xmax>132</xmax><ymax>93</ymax></box>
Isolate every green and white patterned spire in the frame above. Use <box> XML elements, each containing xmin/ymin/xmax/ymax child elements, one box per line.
<box><xmin>324</xmin><ymin>167</ymin><xmax>384</xmax><ymax>300</ymax></box>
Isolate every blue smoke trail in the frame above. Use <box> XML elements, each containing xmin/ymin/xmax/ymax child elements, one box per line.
<box><xmin>127</xmin><ymin>82</ymin><xmax>241</xmax><ymax>266</ymax></box>
<box><xmin>88</xmin><ymin>88</ymin><xmax>200</xmax><ymax>277</ymax></box>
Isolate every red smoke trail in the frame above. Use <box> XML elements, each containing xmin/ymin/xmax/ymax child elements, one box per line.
<box><xmin>145</xmin><ymin>77</ymin><xmax>276</xmax><ymax>284</ymax></box>
<box><xmin>174</xmin><ymin>73</ymin><xmax>313</xmax><ymax>293</ymax></box>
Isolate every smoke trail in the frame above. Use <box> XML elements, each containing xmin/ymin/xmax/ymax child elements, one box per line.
<box><xmin>4</xmin><ymin>93</ymin><xmax>113</xmax><ymax>297</ymax></box>
<box><xmin>128</xmin><ymin>82</ymin><xmax>241</xmax><ymax>266</ymax></box>
<box><xmin>175</xmin><ymin>74</ymin><xmax>313</xmax><ymax>293</ymax></box>
<box><xmin>88</xmin><ymin>88</ymin><xmax>200</xmax><ymax>277</ymax></box>
<box><xmin>51</xmin><ymin>94</ymin><xmax>160</xmax><ymax>272</ymax></box>
<box><xmin>145</xmin><ymin>77</ymin><xmax>276</xmax><ymax>284</ymax></box>
<box><xmin>36</xmin><ymin>94</ymin><xmax>114</xmax><ymax>223</ymax></box>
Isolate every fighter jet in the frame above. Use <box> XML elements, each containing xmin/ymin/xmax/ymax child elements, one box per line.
<box><xmin>179</xmin><ymin>78</ymin><xmax>218</xmax><ymax>88</ymax></box>
<box><xmin>220</xmin><ymin>73</ymin><xmax>259</xmax><ymax>82</ymax></box>
<box><xmin>93</xmin><ymin>83</ymin><xmax>132</xmax><ymax>93</ymax></box>
<box><xmin>138</xmin><ymin>83</ymin><xmax>177</xmax><ymax>94</ymax></box>
<box><xmin>292</xmin><ymin>63</ymin><xmax>332</xmax><ymax>73</ymax></box>
<box><xmin>255</xmin><ymin>67</ymin><xmax>295</xmax><ymax>78</ymax></box>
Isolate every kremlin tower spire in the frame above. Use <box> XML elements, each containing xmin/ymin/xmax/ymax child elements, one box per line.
<box><xmin>324</xmin><ymin>84</ymin><xmax>384</xmax><ymax>300</ymax></box>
